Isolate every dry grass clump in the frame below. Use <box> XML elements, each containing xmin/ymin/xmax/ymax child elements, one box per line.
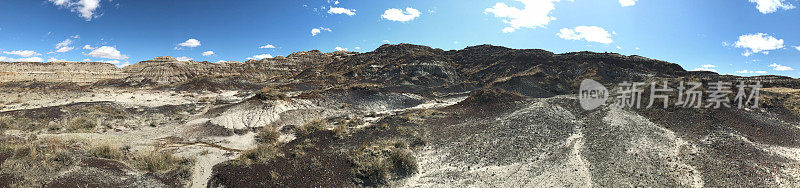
<box><xmin>349</xmin><ymin>139</ymin><xmax>418</xmax><ymax>186</ymax></box>
<box><xmin>88</xmin><ymin>144</ymin><xmax>124</xmax><ymax>160</ymax></box>
<box><xmin>237</xmin><ymin>145</ymin><xmax>282</xmax><ymax>165</ymax></box>
<box><xmin>0</xmin><ymin>116</ymin><xmax>36</xmax><ymax>131</ymax></box>
<box><xmin>256</xmin><ymin>87</ymin><xmax>288</xmax><ymax>101</ymax></box>
<box><xmin>256</xmin><ymin>126</ymin><xmax>281</xmax><ymax>145</ymax></box>
<box><xmin>402</xmin><ymin>109</ymin><xmax>447</xmax><ymax>122</ymax></box>
<box><xmin>1</xmin><ymin>137</ymin><xmax>194</xmax><ymax>185</ymax></box>
<box><xmin>0</xmin><ymin>117</ymin><xmax>8</xmax><ymax>137</ymax></box>
<box><xmin>67</xmin><ymin>117</ymin><xmax>96</xmax><ymax>132</ymax></box>
<box><xmin>130</xmin><ymin>150</ymin><xmax>194</xmax><ymax>174</ymax></box>
<box><xmin>1</xmin><ymin>138</ymin><xmax>78</xmax><ymax>185</ymax></box>
<box><xmin>332</xmin><ymin>125</ymin><xmax>349</xmax><ymax>139</ymax></box>
<box><xmin>0</xmin><ymin>116</ymin><xmax>11</xmax><ymax>131</ymax></box>
<box><xmin>332</xmin><ymin>116</ymin><xmax>364</xmax><ymax>128</ymax></box>
<box><xmin>346</xmin><ymin>83</ymin><xmax>383</xmax><ymax>91</ymax></box>
<box><xmin>294</xmin><ymin>119</ymin><xmax>327</xmax><ymax>137</ymax></box>
<box><xmin>91</xmin><ymin>105</ymin><xmax>126</xmax><ymax>119</ymax></box>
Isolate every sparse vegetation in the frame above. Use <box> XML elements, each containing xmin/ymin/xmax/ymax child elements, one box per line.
<box><xmin>130</xmin><ymin>150</ymin><xmax>194</xmax><ymax>173</ymax></box>
<box><xmin>332</xmin><ymin>124</ymin><xmax>348</xmax><ymax>139</ymax></box>
<box><xmin>256</xmin><ymin>87</ymin><xmax>288</xmax><ymax>101</ymax></box>
<box><xmin>256</xmin><ymin>126</ymin><xmax>281</xmax><ymax>145</ymax></box>
<box><xmin>67</xmin><ymin>117</ymin><xmax>96</xmax><ymax>132</ymax></box>
<box><xmin>91</xmin><ymin>105</ymin><xmax>126</xmax><ymax>119</ymax></box>
<box><xmin>349</xmin><ymin>139</ymin><xmax>418</xmax><ymax>186</ymax></box>
<box><xmin>0</xmin><ymin>116</ymin><xmax>11</xmax><ymax>130</ymax></box>
<box><xmin>346</xmin><ymin>83</ymin><xmax>383</xmax><ymax>91</ymax></box>
<box><xmin>403</xmin><ymin>109</ymin><xmax>447</xmax><ymax>122</ymax></box>
<box><xmin>0</xmin><ymin>116</ymin><xmax>39</xmax><ymax>131</ymax></box>
<box><xmin>88</xmin><ymin>144</ymin><xmax>123</xmax><ymax>160</ymax></box>
<box><xmin>1</xmin><ymin>138</ymin><xmax>78</xmax><ymax>185</ymax></box>
<box><xmin>238</xmin><ymin>144</ymin><xmax>281</xmax><ymax>165</ymax></box>
<box><xmin>294</xmin><ymin>119</ymin><xmax>327</xmax><ymax>137</ymax></box>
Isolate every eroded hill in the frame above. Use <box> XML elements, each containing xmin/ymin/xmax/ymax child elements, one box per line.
<box><xmin>0</xmin><ymin>44</ymin><xmax>799</xmax><ymax>187</ymax></box>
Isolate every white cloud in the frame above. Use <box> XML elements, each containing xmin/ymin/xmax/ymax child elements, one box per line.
<box><xmin>202</xmin><ymin>51</ymin><xmax>214</xmax><ymax>56</ymax></box>
<box><xmin>619</xmin><ymin>0</ymin><xmax>637</xmax><ymax>7</ymax></box>
<box><xmin>692</xmin><ymin>64</ymin><xmax>718</xmax><ymax>72</ymax></box>
<box><xmin>335</xmin><ymin>47</ymin><xmax>348</xmax><ymax>51</ymax></box>
<box><xmin>557</xmin><ymin>26</ymin><xmax>614</xmax><ymax>44</ymax></box>
<box><xmin>102</xmin><ymin>60</ymin><xmax>129</xmax><ymax>67</ymax></box>
<box><xmin>56</xmin><ymin>38</ymin><xmax>73</xmax><ymax>49</ymax></box>
<box><xmin>176</xmin><ymin>56</ymin><xmax>193</xmax><ymax>61</ymax></box>
<box><xmin>83</xmin><ymin>45</ymin><xmax>94</xmax><ymax>50</ymax></box>
<box><xmin>53</xmin><ymin>37</ymin><xmax>77</xmax><ymax>53</ymax></box>
<box><xmin>3</xmin><ymin>50</ymin><xmax>41</xmax><ymax>57</ymax></box>
<box><xmin>736</xmin><ymin>70</ymin><xmax>768</xmax><ymax>74</ymax></box>
<box><xmin>247</xmin><ymin>54</ymin><xmax>273</xmax><ymax>60</ymax></box>
<box><xmin>328</xmin><ymin>6</ymin><xmax>356</xmax><ymax>16</ymax></box>
<box><xmin>769</xmin><ymin>63</ymin><xmax>793</xmax><ymax>71</ymax></box>
<box><xmin>82</xmin><ymin>58</ymin><xmax>91</xmax><ymax>61</ymax></box>
<box><xmin>749</xmin><ymin>0</ymin><xmax>795</xmax><ymax>14</ymax></box>
<box><xmin>794</xmin><ymin>46</ymin><xmax>800</xmax><ymax>51</ymax></box>
<box><xmin>312</xmin><ymin>27</ymin><xmax>332</xmax><ymax>36</ymax></box>
<box><xmin>178</xmin><ymin>39</ymin><xmax>201</xmax><ymax>48</ymax></box>
<box><xmin>87</xmin><ymin>46</ymin><xmax>128</xmax><ymax>60</ymax></box>
<box><xmin>485</xmin><ymin>0</ymin><xmax>560</xmax><ymax>33</ymax></box>
<box><xmin>0</xmin><ymin>56</ymin><xmax>44</xmax><ymax>62</ymax></box>
<box><xmin>260</xmin><ymin>44</ymin><xmax>276</xmax><ymax>49</ymax></box>
<box><xmin>47</xmin><ymin>0</ymin><xmax>102</xmax><ymax>21</ymax></box>
<box><xmin>355</xmin><ymin>47</ymin><xmax>361</xmax><ymax>50</ymax></box>
<box><xmin>382</xmin><ymin>8</ymin><xmax>421</xmax><ymax>22</ymax></box>
<box><xmin>56</xmin><ymin>46</ymin><xmax>75</xmax><ymax>53</ymax></box>
<box><xmin>735</xmin><ymin>33</ymin><xmax>784</xmax><ymax>56</ymax></box>
<box><xmin>692</xmin><ymin>68</ymin><xmax>717</xmax><ymax>72</ymax></box>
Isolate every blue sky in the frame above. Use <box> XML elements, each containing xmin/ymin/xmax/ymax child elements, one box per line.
<box><xmin>0</xmin><ymin>0</ymin><xmax>799</xmax><ymax>77</ymax></box>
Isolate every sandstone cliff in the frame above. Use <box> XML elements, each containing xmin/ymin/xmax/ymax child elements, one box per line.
<box><xmin>0</xmin><ymin>61</ymin><xmax>125</xmax><ymax>83</ymax></box>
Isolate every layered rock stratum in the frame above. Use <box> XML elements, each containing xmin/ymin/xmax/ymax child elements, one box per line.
<box><xmin>0</xmin><ymin>44</ymin><xmax>798</xmax><ymax>188</ymax></box>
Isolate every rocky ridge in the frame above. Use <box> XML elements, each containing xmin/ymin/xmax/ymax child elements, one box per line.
<box><xmin>1</xmin><ymin>44</ymin><xmax>799</xmax><ymax>187</ymax></box>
